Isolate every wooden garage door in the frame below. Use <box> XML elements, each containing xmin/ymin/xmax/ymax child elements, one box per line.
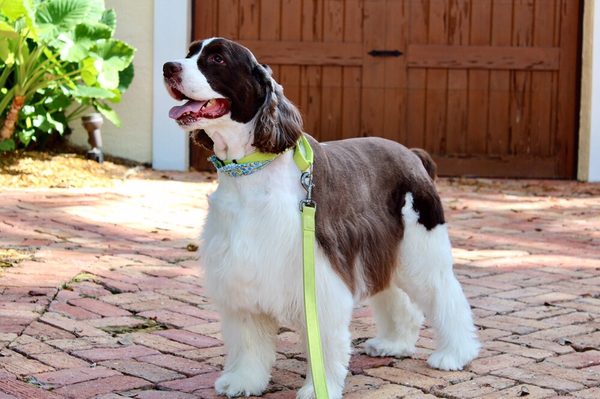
<box><xmin>191</xmin><ymin>0</ymin><xmax>581</xmax><ymax>178</ymax></box>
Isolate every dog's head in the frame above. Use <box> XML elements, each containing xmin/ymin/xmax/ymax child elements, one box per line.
<box><xmin>163</xmin><ymin>37</ymin><xmax>302</xmax><ymax>154</ymax></box>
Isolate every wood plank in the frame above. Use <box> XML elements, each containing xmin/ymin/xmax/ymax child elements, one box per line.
<box><xmin>424</xmin><ymin>2</ymin><xmax>448</xmax><ymax>155</ymax></box>
<box><xmin>382</xmin><ymin>0</ymin><xmax>407</xmax><ymax>143</ymax></box>
<box><xmin>487</xmin><ymin>0</ymin><xmax>512</xmax><ymax>156</ymax></box>
<box><xmin>301</xmin><ymin>0</ymin><xmax>324</xmax><ymax>42</ymax></box>
<box><xmin>217</xmin><ymin>0</ymin><xmax>239</xmax><ymax>39</ymax></box>
<box><xmin>445</xmin><ymin>0</ymin><xmax>470</xmax><ymax>155</ymax></box>
<box><xmin>529</xmin><ymin>0</ymin><xmax>555</xmax><ymax>157</ymax></box>
<box><xmin>466</xmin><ymin>0</ymin><xmax>492</xmax><ymax>155</ymax></box>
<box><xmin>340</xmin><ymin>0</ymin><xmax>362</xmax><ymax>139</ymax></box>
<box><xmin>406</xmin><ymin>0</ymin><xmax>428</xmax><ymax>149</ymax></box>
<box><xmin>237</xmin><ymin>40</ymin><xmax>364</xmax><ymax>66</ymax></box>
<box><xmin>510</xmin><ymin>0</ymin><xmax>534</xmax><ymax>156</ymax></box>
<box><xmin>238</xmin><ymin>0</ymin><xmax>260</xmax><ymax>40</ymax></box>
<box><xmin>360</xmin><ymin>0</ymin><xmax>387</xmax><ymax>137</ymax></box>
<box><xmin>555</xmin><ymin>0</ymin><xmax>580</xmax><ymax>178</ymax></box>
<box><xmin>191</xmin><ymin>0</ymin><xmax>219</xmax><ymax>172</ymax></box>
<box><xmin>259</xmin><ymin>0</ymin><xmax>280</xmax><ymax>40</ymax></box>
<box><xmin>321</xmin><ymin>0</ymin><xmax>344</xmax><ymax>142</ymax></box>
<box><xmin>434</xmin><ymin>156</ymin><xmax>559</xmax><ymax>178</ymax></box>
<box><xmin>302</xmin><ymin>66</ymin><xmax>323</xmax><ymax>138</ymax></box>
<box><xmin>279</xmin><ymin>0</ymin><xmax>302</xmax><ymax>112</ymax></box>
<box><xmin>407</xmin><ymin>44</ymin><xmax>560</xmax><ymax>70</ymax></box>
<box><xmin>259</xmin><ymin>0</ymin><xmax>281</xmax><ymax>78</ymax></box>
<box><xmin>299</xmin><ymin>1</ymin><xmax>318</xmax><ymax>137</ymax></box>
<box><xmin>192</xmin><ymin>0</ymin><xmax>218</xmax><ymax>39</ymax></box>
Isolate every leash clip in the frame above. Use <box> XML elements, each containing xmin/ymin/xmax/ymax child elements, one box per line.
<box><xmin>300</xmin><ymin>170</ymin><xmax>316</xmax><ymax>210</ymax></box>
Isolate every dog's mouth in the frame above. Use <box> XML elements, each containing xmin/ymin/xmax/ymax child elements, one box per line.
<box><xmin>167</xmin><ymin>86</ymin><xmax>230</xmax><ymax>125</ymax></box>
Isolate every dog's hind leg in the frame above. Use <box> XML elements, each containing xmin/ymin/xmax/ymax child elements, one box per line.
<box><xmin>215</xmin><ymin>311</ymin><xmax>277</xmax><ymax>397</ymax></box>
<box><xmin>364</xmin><ymin>286</ymin><xmax>423</xmax><ymax>358</ymax></box>
<box><xmin>297</xmin><ymin>251</ymin><xmax>354</xmax><ymax>399</ymax></box>
<box><xmin>396</xmin><ymin>193</ymin><xmax>480</xmax><ymax>371</ymax></box>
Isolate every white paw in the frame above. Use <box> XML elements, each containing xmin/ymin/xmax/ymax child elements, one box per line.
<box><xmin>296</xmin><ymin>384</ymin><xmax>315</xmax><ymax>399</ymax></box>
<box><xmin>215</xmin><ymin>371</ymin><xmax>268</xmax><ymax>398</ymax></box>
<box><xmin>364</xmin><ymin>337</ymin><xmax>416</xmax><ymax>358</ymax></box>
<box><xmin>297</xmin><ymin>382</ymin><xmax>342</xmax><ymax>399</ymax></box>
<box><xmin>427</xmin><ymin>340</ymin><xmax>480</xmax><ymax>371</ymax></box>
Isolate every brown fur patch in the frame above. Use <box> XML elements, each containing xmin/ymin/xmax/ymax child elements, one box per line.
<box><xmin>309</xmin><ymin>136</ymin><xmax>445</xmax><ymax>296</ymax></box>
<box><xmin>411</xmin><ymin>148</ymin><xmax>437</xmax><ymax>180</ymax></box>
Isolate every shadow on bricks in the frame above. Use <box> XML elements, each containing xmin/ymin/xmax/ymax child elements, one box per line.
<box><xmin>1</xmin><ymin>174</ymin><xmax>599</xmax><ymax>398</ymax></box>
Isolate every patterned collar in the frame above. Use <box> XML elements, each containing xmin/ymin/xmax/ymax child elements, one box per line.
<box><xmin>208</xmin><ymin>155</ymin><xmax>276</xmax><ymax>177</ymax></box>
<box><xmin>208</xmin><ymin>135</ymin><xmax>313</xmax><ymax>177</ymax></box>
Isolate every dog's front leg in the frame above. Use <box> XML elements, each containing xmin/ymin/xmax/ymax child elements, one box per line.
<box><xmin>215</xmin><ymin>310</ymin><xmax>278</xmax><ymax>397</ymax></box>
<box><xmin>297</xmin><ymin>272</ymin><xmax>354</xmax><ymax>399</ymax></box>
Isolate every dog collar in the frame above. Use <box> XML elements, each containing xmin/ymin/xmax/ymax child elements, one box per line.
<box><xmin>209</xmin><ymin>135</ymin><xmax>313</xmax><ymax>176</ymax></box>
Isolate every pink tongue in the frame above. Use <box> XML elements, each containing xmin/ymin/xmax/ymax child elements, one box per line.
<box><xmin>169</xmin><ymin>100</ymin><xmax>208</xmax><ymax>119</ymax></box>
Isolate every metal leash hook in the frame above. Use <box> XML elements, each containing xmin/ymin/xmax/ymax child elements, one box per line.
<box><xmin>299</xmin><ymin>169</ymin><xmax>316</xmax><ymax>210</ymax></box>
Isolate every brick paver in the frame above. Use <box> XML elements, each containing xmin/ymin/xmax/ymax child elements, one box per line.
<box><xmin>1</xmin><ymin>174</ymin><xmax>599</xmax><ymax>398</ymax></box>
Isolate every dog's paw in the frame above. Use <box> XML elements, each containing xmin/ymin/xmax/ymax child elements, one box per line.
<box><xmin>215</xmin><ymin>371</ymin><xmax>268</xmax><ymax>398</ymax></box>
<box><xmin>296</xmin><ymin>384</ymin><xmax>315</xmax><ymax>399</ymax></box>
<box><xmin>364</xmin><ymin>337</ymin><xmax>416</xmax><ymax>358</ymax></box>
<box><xmin>297</xmin><ymin>382</ymin><xmax>342</xmax><ymax>399</ymax></box>
<box><xmin>427</xmin><ymin>340</ymin><xmax>480</xmax><ymax>371</ymax></box>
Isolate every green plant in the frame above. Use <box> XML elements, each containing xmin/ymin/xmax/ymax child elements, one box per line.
<box><xmin>0</xmin><ymin>0</ymin><xmax>135</xmax><ymax>151</ymax></box>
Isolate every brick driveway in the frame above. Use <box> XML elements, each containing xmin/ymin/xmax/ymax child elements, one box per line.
<box><xmin>1</xmin><ymin>173</ymin><xmax>599</xmax><ymax>399</ymax></box>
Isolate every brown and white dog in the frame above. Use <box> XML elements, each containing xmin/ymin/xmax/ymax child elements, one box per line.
<box><xmin>164</xmin><ymin>38</ymin><xmax>479</xmax><ymax>399</ymax></box>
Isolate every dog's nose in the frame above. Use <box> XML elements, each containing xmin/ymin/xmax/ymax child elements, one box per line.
<box><xmin>163</xmin><ymin>62</ymin><xmax>182</xmax><ymax>79</ymax></box>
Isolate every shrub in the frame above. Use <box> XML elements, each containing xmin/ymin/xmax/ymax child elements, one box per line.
<box><xmin>0</xmin><ymin>0</ymin><xmax>135</xmax><ymax>151</ymax></box>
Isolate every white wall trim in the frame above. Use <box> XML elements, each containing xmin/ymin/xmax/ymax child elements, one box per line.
<box><xmin>152</xmin><ymin>0</ymin><xmax>191</xmax><ymax>171</ymax></box>
<box><xmin>589</xmin><ymin>0</ymin><xmax>600</xmax><ymax>181</ymax></box>
<box><xmin>580</xmin><ymin>0</ymin><xmax>600</xmax><ymax>181</ymax></box>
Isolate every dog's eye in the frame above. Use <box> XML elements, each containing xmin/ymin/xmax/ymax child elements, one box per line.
<box><xmin>209</xmin><ymin>54</ymin><xmax>225</xmax><ymax>65</ymax></box>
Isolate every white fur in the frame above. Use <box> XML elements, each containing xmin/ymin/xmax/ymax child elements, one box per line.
<box><xmin>172</xmin><ymin>38</ymin><xmax>224</xmax><ymax>105</ymax></box>
<box><xmin>181</xmin><ymin>42</ymin><xmax>479</xmax><ymax>397</ymax></box>
<box><xmin>201</xmin><ymin>151</ymin><xmax>354</xmax><ymax>399</ymax></box>
<box><xmin>364</xmin><ymin>286</ymin><xmax>424</xmax><ymax>358</ymax></box>
<box><xmin>395</xmin><ymin>193</ymin><xmax>480</xmax><ymax>370</ymax></box>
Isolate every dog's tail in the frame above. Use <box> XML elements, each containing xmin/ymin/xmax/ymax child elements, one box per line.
<box><xmin>411</xmin><ymin>148</ymin><xmax>437</xmax><ymax>180</ymax></box>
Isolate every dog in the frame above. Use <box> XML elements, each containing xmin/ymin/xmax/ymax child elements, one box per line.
<box><xmin>163</xmin><ymin>37</ymin><xmax>479</xmax><ymax>399</ymax></box>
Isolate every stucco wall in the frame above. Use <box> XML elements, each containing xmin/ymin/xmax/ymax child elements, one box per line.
<box><xmin>69</xmin><ymin>0</ymin><xmax>154</xmax><ymax>164</ymax></box>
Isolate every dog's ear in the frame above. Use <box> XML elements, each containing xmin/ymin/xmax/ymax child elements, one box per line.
<box><xmin>190</xmin><ymin>130</ymin><xmax>214</xmax><ymax>150</ymax></box>
<box><xmin>261</xmin><ymin>64</ymin><xmax>273</xmax><ymax>76</ymax></box>
<box><xmin>252</xmin><ymin>65</ymin><xmax>303</xmax><ymax>154</ymax></box>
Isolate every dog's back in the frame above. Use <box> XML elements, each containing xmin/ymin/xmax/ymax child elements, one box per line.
<box><xmin>308</xmin><ymin>135</ymin><xmax>444</xmax><ymax>298</ymax></box>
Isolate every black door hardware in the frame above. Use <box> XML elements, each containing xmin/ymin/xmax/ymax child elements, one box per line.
<box><xmin>368</xmin><ymin>49</ymin><xmax>403</xmax><ymax>57</ymax></box>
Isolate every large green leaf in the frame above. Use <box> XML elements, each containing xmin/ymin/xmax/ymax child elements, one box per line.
<box><xmin>96</xmin><ymin>61</ymin><xmax>118</xmax><ymax>89</ymax></box>
<box><xmin>86</xmin><ymin>0</ymin><xmax>105</xmax><ymax>22</ymax></box>
<box><xmin>0</xmin><ymin>36</ymin><xmax>12</xmax><ymax>61</ymax></box>
<box><xmin>0</xmin><ymin>0</ymin><xmax>34</xmax><ymax>25</ymax></box>
<box><xmin>117</xmin><ymin>61</ymin><xmax>134</xmax><ymax>92</ymax></box>
<box><xmin>80</xmin><ymin>56</ymin><xmax>97</xmax><ymax>86</ymax></box>
<box><xmin>0</xmin><ymin>20</ymin><xmax>17</xmax><ymax>34</ymax></box>
<box><xmin>56</xmin><ymin>32</ymin><xmax>85</xmax><ymax>62</ymax></box>
<box><xmin>100</xmin><ymin>8</ymin><xmax>115</xmax><ymax>32</ymax></box>
<box><xmin>73</xmin><ymin>84</ymin><xmax>114</xmax><ymax>99</ymax></box>
<box><xmin>92</xmin><ymin>38</ymin><xmax>134</xmax><ymax>71</ymax></box>
<box><xmin>35</xmin><ymin>0</ymin><xmax>92</xmax><ymax>39</ymax></box>
<box><xmin>95</xmin><ymin>100</ymin><xmax>120</xmax><ymax>126</ymax></box>
<box><xmin>84</xmin><ymin>39</ymin><xmax>134</xmax><ymax>90</ymax></box>
<box><xmin>57</xmin><ymin>22</ymin><xmax>112</xmax><ymax>62</ymax></box>
<box><xmin>75</xmin><ymin>22</ymin><xmax>112</xmax><ymax>42</ymax></box>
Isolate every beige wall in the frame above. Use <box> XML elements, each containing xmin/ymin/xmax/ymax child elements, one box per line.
<box><xmin>69</xmin><ymin>0</ymin><xmax>154</xmax><ymax>163</ymax></box>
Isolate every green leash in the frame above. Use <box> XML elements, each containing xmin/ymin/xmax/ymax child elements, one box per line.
<box><xmin>212</xmin><ymin>135</ymin><xmax>329</xmax><ymax>398</ymax></box>
<box><xmin>296</xmin><ymin>136</ymin><xmax>329</xmax><ymax>399</ymax></box>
